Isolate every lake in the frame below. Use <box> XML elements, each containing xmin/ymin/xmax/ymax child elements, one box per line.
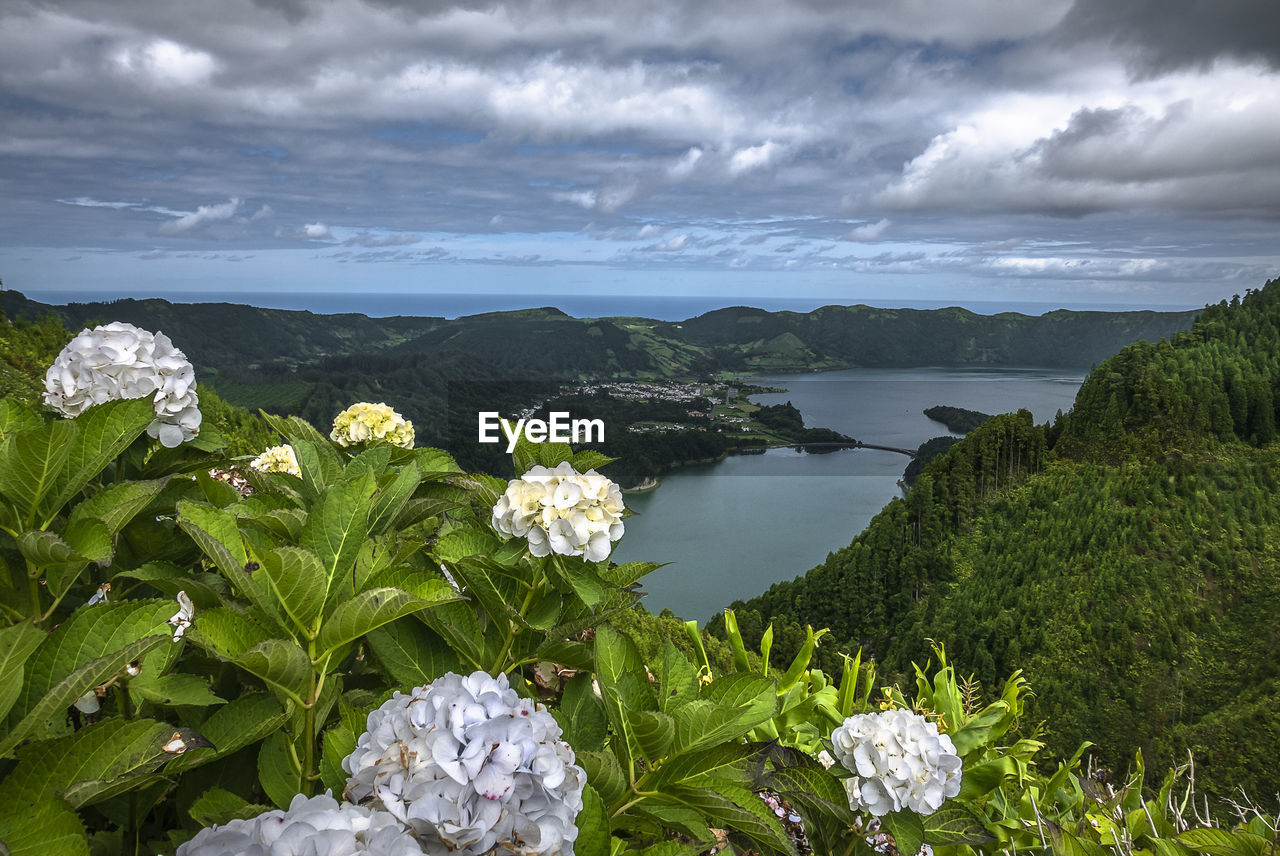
<box><xmin>610</xmin><ymin>366</ymin><xmax>1085</xmax><ymax>622</ymax></box>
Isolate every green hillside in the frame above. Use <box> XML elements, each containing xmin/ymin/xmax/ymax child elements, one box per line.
<box><xmin>716</xmin><ymin>281</ymin><xmax>1280</xmax><ymax>801</ymax></box>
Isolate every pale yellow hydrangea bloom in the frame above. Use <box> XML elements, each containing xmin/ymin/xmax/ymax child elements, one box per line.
<box><xmin>249</xmin><ymin>443</ymin><xmax>301</xmax><ymax>476</ymax></box>
<box><xmin>330</xmin><ymin>402</ymin><xmax>415</xmax><ymax>449</ymax></box>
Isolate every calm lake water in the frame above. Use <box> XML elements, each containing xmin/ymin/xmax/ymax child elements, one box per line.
<box><xmin>611</xmin><ymin>366</ymin><xmax>1085</xmax><ymax>622</ymax></box>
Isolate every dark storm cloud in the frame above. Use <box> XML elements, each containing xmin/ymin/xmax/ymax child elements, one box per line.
<box><xmin>1059</xmin><ymin>0</ymin><xmax>1280</xmax><ymax>75</ymax></box>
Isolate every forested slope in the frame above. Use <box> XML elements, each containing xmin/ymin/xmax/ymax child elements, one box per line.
<box><xmin>716</xmin><ymin>281</ymin><xmax>1280</xmax><ymax>800</ymax></box>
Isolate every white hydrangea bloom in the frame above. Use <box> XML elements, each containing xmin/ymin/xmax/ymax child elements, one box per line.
<box><xmin>43</xmin><ymin>321</ymin><xmax>201</xmax><ymax>447</ymax></box>
<box><xmin>250</xmin><ymin>444</ymin><xmax>301</xmax><ymax>476</ymax></box>
<box><xmin>491</xmin><ymin>462</ymin><xmax>625</xmax><ymax>562</ymax></box>
<box><xmin>343</xmin><ymin>671</ymin><xmax>585</xmax><ymax>856</ymax></box>
<box><xmin>830</xmin><ymin>709</ymin><xmax>962</xmax><ymax>816</ymax></box>
<box><xmin>177</xmin><ymin>792</ymin><xmax>424</xmax><ymax>856</ymax></box>
<box><xmin>331</xmin><ymin>402</ymin><xmax>414</xmax><ymax>449</ymax></box>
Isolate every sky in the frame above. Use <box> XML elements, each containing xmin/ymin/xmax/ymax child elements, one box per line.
<box><xmin>2</xmin><ymin>0</ymin><xmax>1279</xmax><ymax>310</ymax></box>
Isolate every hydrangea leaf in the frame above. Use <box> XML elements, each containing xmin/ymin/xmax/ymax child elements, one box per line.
<box><xmin>367</xmin><ymin>461</ymin><xmax>421</xmax><ymax>535</ymax></box>
<box><xmin>299</xmin><ymin>469</ymin><xmax>373</xmax><ymax>606</ymax></box>
<box><xmin>258</xmin><ymin>731</ymin><xmax>301</xmax><ymax>810</ymax></box>
<box><xmin>434</xmin><ymin>528</ymin><xmax>502</xmax><ymax>563</ymax></box>
<box><xmin>14</xmin><ymin>600</ymin><xmax>175</xmax><ymax>721</ymax></box>
<box><xmin>0</xmin><ymin>633</ymin><xmax>170</xmax><ymax>759</ymax></box>
<box><xmin>0</xmin><ymin>792</ymin><xmax>86</xmax><ymax>856</ymax></box>
<box><xmin>177</xmin><ymin>500</ymin><xmax>285</xmax><ymax>632</ymax></box>
<box><xmin>576</xmin><ymin>750</ymin><xmax>626</xmax><ymax>807</ymax></box>
<box><xmin>259</xmin><ymin>546</ymin><xmax>327</xmax><ymax>635</ymax></box>
<box><xmin>315</xmin><ymin>587</ymin><xmax>446</xmax><ymax>661</ymax></box>
<box><xmin>882</xmin><ymin>810</ymin><xmax>926</xmax><ymax>856</ymax></box>
<box><xmin>164</xmin><ymin>693</ymin><xmax>288</xmax><ymax>773</ymax></box>
<box><xmin>16</xmin><ymin>529</ymin><xmax>89</xmax><ymax>593</ymax></box>
<box><xmin>628</xmin><ymin>709</ymin><xmax>675</xmax><ymax>761</ymax></box>
<box><xmin>0</xmin><ymin>418</ymin><xmax>75</xmax><ymax>519</ymax></box>
<box><xmin>649</xmin><ymin>743</ymin><xmax>756</xmax><ymax>789</ymax></box>
<box><xmin>127</xmin><ymin>673</ymin><xmax>225</xmax><ymax>708</ymax></box>
<box><xmin>344</xmin><ymin>443</ymin><xmax>392</xmax><ymax>480</ymax></box>
<box><xmin>188</xmin><ymin>788</ymin><xmax>274</xmax><ymax>827</ymax></box>
<box><xmin>412</xmin><ymin>447</ymin><xmax>462</xmax><ymax>479</ymax></box>
<box><xmin>557</xmin><ymin>673</ymin><xmax>606</xmax><ymax>753</ymax></box>
<box><xmin>574</xmin><ymin>786</ymin><xmax>611</xmax><ymax>856</ymax></box>
<box><xmin>0</xmin><ymin>622</ymin><xmax>45</xmax><ymax>724</ymax></box>
<box><xmin>365</xmin><ymin>619</ymin><xmax>462</xmax><ymax>689</ymax></box>
<box><xmin>657</xmin><ymin>640</ymin><xmax>701</xmax><ymax>714</ymax></box>
<box><xmin>922</xmin><ymin>803</ymin><xmax>995</xmax><ymax>847</ymax></box>
<box><xmin>234</xmin><ymin>639</ymin><xmax>312</xmax><ymax>704</ymax></box>
<box><xmin>44</xmin><ymin>397</ymin><xmax>155</xmax><ymax>516</ymax></box>
<box><xmin>664</xmin><ymin>783</ymin><xmax>797</xmax><ymax>856</ymax></box>
<box><xmin>113</xmin><ymin>562</ymin><xmax>224</xmax><ymax>610</ymax></box>
<box><xmin>67</xmin><ymin>479</ymin><xmax>166</xmax><ymax>537</ymax></box>
<box><xmin>319</xmin><ymin>724</ymin><xmax>358</xmax><ymax>794</ymax></box>
<box><xmin>0</xmin><ymin>399</ymin><xmax>42</xmax><ymax>440</ymax></box>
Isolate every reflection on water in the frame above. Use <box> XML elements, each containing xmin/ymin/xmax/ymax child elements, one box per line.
<box><xmin>611</xmin><ymin>366</ymin><xmax>1084</xmax><ymax>622</ymax></box>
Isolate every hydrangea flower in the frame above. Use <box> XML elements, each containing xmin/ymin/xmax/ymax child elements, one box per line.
<box><xmin>331</xmin><ymin>402</ymin><xmax>414</xmax><ymax>449</ymax></box>
<box><xmin>343</xmin><ymin>671</ymin><xmax>585</xmax><ymax>856</ymax></box>
<box><xmin>830</xmin><ymin>709</ymin><xmax>962</xmax><ymax>816</ymax></box>
<box><xmin>177</xmin><ymin>792</ymin><xmax>424</xmax><ymax>856</ymax></box>
<box><xmin>43</xmin><ymin>321</ymin><xmax>201</xmax><ymax>447</ymax></box>
<box><xmin>491</xmin><ymin>462</ymin><xmax>625</xmax><ymax>562</ymax></box>
<box><xmin>250</xmin><ymin>443</ymin><xmax>301</xmax><ymax>476</ymax></box>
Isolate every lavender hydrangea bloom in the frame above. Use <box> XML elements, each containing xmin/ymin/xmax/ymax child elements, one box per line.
<box><xmin>177</xmin><ymin>793</ymin><xmax>424</xmax><ymax>856</ymax></box>
<box><xmin>43</xmin><ymin>321</ymin><xmax>201</xmax><ymax>447</ymax></box>
<box><xmin>830</xmin><ymin>709</ymin><xmax>962</xmax><ymax>816</ymax></box>
<box><xmin>343</xmin><ymin>671</ymin><xmax>585</xmax><ymax>856</ymax></box>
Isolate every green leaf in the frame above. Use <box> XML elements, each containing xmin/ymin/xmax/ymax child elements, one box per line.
<box><xmin>0</xmin><ymin>622</ymin><xmax>45</xmax><ymax>723</ymax></box>
<box><xmin>557</xmin><ymin>674</ymin><xmax>606</xmax><ymax>752</ymax></box>
<box><xmin>448</xmin><ymin>556</ymin><xmax>525</xmax><ymax>628</ymax></box>
<box><xmin>195</xmin><ymin>470</ymin><xmax>241</xmax><ymax>508</ymax></box>
<box><xmin>0</xmin><ymin>419</ymin><xmax>74</xmax><ymax>518</ymax></box>
<box><xmin>316</xmin><ymin>587</ymin><xmax>447</xmax><ymax>661</ymax></box>
<box><xmin>127</xmin><ymin>673</ymin><xmax>225</xmax><ymax>708</ymax></box>
<box><xmin>301</xmin><ymin>470</ymin><xmax>373</xmax><ymax>606</ymax></box>
<box><xmin>258</xmin><ymin>732</ymin><xmax>301</xmax><ymax>810</ymax></box>
<box><xmin>187</xmin><ymin>606</ymin><xmax>273</xmax><ymax>659</ymax></box>
<box><xmin>570</xmin><ymin>450</ymin><xmax>614</xmax><ymax>472</ymax></box>
<box><xmin>434</xmin><ymin>528</ymin><xmax>502</xmax><ymax>563</ymax></box>
<box><xmin>189</xmin><ymin>788</ymin><xmax>274</xmax><ymax>826</ymax></box>
<box><xmin>260</xmin><ymin>546</ymin><xmax>327</xmax><ymax>635</ymax></box>
<box><xmin>577</xmin><ymin>750</ymin><xmax>626</xmax><ymax>808</ymax></box>
<box><xmin>368</xmin><ymin>462</ymin><xmax>421</xmax><ymax>535</ymax></box>
<box><xmin>575</xmin><ymin>786</ymin><xmax>610</xmax><ymax>856</ymax></box>
<box><xmin>657</xmin><ymin>640</ymin><xmax>700</xmax><ymax>713</ymax></box>
<box><xmin>882</xmin><ymin>810</ymin><xmax>926</xmax><ymax>856</ymax></box>
<box><xmin>923</xmin><ymin>802</ymin><xmax>995</xmax><ymax>847</ymax></box>
<box><xmin>345</xmin><ymin>443</ymin><xmax>393</xmax><ymax>481</ymax></box>
<box><xmin>69</xmin><ymin>479</ymin><xmax>166</xmax><ymax>538</ymax></box>
<box><xmin>113</xmin><ymin>562</ymin><xmax>224</xmax><ymax>609</ymax></box>
<box><xmin>669</xmin><ymin>674</ymin><xmax>777</xmax><ymax>754</ymax></box>
<box><xmin>1177</xmin><ymin>829</ymin><xmax>1277</xmax><ymax>856</ymax></box>
<box><xmin>594</xmin><ymin>624</ymin><xmax>651</xmax><ymax>772</ymax></box>
<box><xmin>666</xmin><ymin>783</ymin><xmax>797</xmax><ymax>856</ymax></box>
<box><xmin>63</xmin><ymin>517</ymin><xmax>111</xmax><ymax>562</ymax></box>
<box><xmin>628</xmin><ymin>709</ymin><xmax>675</xmax><ymax>761</ymax></box>
<box><xmin>164</xmin><ymin>693</ymin><xmax>288</xmax><ymax>773</ymax></box>
<box><xmin>547</xmin><ymin>556</ymin><xmax>609</xmax><ymax>608</ymax></box>
<box><xmin>365</xmin><ymin>620</ymin><xmax>461</xmax><ymax>688</ymax></box>
<box><xmin>45</xmin><ymin>398</ymin><xmax>156</xmax><ymax>516</ymax></box>
<box><xmin>0</xmin><ymin>633</ymin><xmax>171</xmax><ymax>758</ymax></box>
<box><xmin>16</xmin><ymin>529</ymin><xmax>88</xmax><ymax>585</ymax></box>
<box><xmin>761</xmin><ymin>762</ymin><xmax>859</xmax><ymax>827</ymax></box>
<box><xmin>0</xmin><ymin>399</ymin><xmax>41</xmax><ymax>439</ymax></box>
<box><xmin>177</xmin><ymin>500</ymin><xmax>281</xmax><ymax>626</ymax></box>
<box><xmin>234</xmin><ymin>639</ymin><xmax>312</xmax><ymax>703</ymax></box>
<box><xmin>12</xmin><ymin>598</ymin><xmax>176</xmax><ymax>718</ymax></box>
<box><xmin>319</xmin><ymin>724</ymin><xmax>358</xmax><ymax>795</ymax></box>
<box><xmin>413</xmin><ymin>447</ymin><xmax>462</xmax><ymax>478</ymax></box>
<box><xmin>650</xmin><ymin>743</ymin><xmax>755</xmax><ymax>789</ymax></box>
<box><xmin>0</xmin><ymin>793</ymin><xmax>86</xmax><ymax>856</ymax></box>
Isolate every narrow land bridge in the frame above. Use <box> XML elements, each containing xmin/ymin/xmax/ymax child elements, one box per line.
<box><xmin>753</xmin><ymin>440</ymin><xmax>917</xmax><ymax>457</ymax></box>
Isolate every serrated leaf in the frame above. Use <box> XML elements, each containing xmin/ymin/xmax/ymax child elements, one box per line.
<box><xmin>650</xmin><ymin>743</ymin><xmax>756</xmax><ymax>789</ymax></box>
<box><xmin>319</xmin><ymin>725</ymin><xmax>358</xmax><ymax>795</ymax></box>
<box><xmin>195</xmin><ymin>470</ymin><xmax>241</xmax><ymax>508</ymax></box>
<box><xmin>368</xmin><ymin>461</ymin><xmax>421</xmax><ymax>534</ymax></box>
<box><xmin>658</xmin><ymin>640</ymin><xmax>700</xmax><ymax>713</ymax></box>
<box><xmin>45</xmin><ymin>398</ymin><xmax>156</xmax><ymax>516</ymax></box>
<box><xmin>0</xmin><ymin>622</ymin><xmax>45</xmax><ymax>723</ymax></box>
<box><xmin>882</xmin><ymin>810</ymin><xmax>926</xmax><ymax>856</ymax></box>
<box><xmin>434</xmin><ymin>528</ymin><xmax>502</xmax><ymax>563</ymax></box>
<box><xmin>0</xmin><ymin>633</ymin><xmax>171</xmax><ymax>758</ymax></box>
<box><xmin>16</xmin><ymin>529</ymin><xmax>88</xmax><ymax>591</ymax></box>
<box><xmin>669</xmin><ymin>674</ymin><xmax>776</xmax><ymax>755</ymax></box>
<box><xmin>316</xmin><ymin>587</ymin><xmax>445</xmax><ymax>661</ymax></box>
<box><xmin>260</xmin><ymin>546</ymin><xmax>327</xmax><ymax>635</ymax></box>
<box><xmin>448</xmin><ymin>556</ymin><xmax>525</xmax><ymax>628</ymax></box>
<box><xmin>301</xmin><ymin>470</ymin><xmax>373</xmax><ymax>606</ymax></box>
<box><xmin>0</xmin><ymin>399</ymin><xmax>42</xmax><ymax>439</ymax></box>
<box><xmin>548</xmin><ymin>556</ymin><xmax>609</xmax><ymax>608</ymax></box>
<box><xmin>0</xmin><ymin>792</ymin><xmax>86</xmax><ymax>856</ymax></box>
<box><xmin>558</xmin><ymin>674</ymin><xmax>606</xmax><ymax>752</ymax></box>
<box><xmin>0</xmin><ymin>418</ymin><xmax>75</xmax><ymax>518</ymax></box>
<box><xmin>113</xmin><ymin>562</ymin><xmax>224</xmax><ymax>609</ymax></box>
<box><xmin>413</xmin><ymin>447</ymin><xmax>461</xmax><ymax>478</ymax></box>
<box><xmin>577</xmin><ymin>750</ymin><xmax>626</xmax><ymax>808</ymax></box>
<box><xmin>189</xmin><ymin>788</ymin><xmax>273</xmax><ymax>827</ymax></box>
<box><xmin>628</xmin><ymin>709</ymin><xmax>675</xmax><ymax>761</ymax></box>
<box><xmin>234</xmin><ymin>639</ymin><xmax>311</xmax><ymax>702</ymax></box>
<box><xmin>365</xmin><ymin>619</ymin><xmax>461</xmax><ymax>688</ymax></box>
<box><xmin>165</xmin><ymin>693</ymin><xmax>287</xmax><ymax>772</ymax></box>
<box><xmin>188</xmin><ymin>606</ymin><xmax>273</xmax><ymax>659</ymax></box>
<box><xmin>177</xmin><ymin>500</ymin><xmax>282</xmax><ymax>628</ymax></box>
<box><xmin>666</xmin><ymin>783</ymin><xmax>797</xmax><ymax>856</ymax></box>
<box><xmin>923</xmin><ymin>802</ymin><xmax>995</xmax><ymax>846</ymax></box>
<box><xmin>128</xmin><ymin>673</ymin><xmax>225</xmax><ymax>708</ymax></box>
<box><xmin>258</xmin><ymin>731</ymin><xmax>300</xmax><ymax>809</ymax></box>
<box><xmin>762</xmin><ymin>763</ymin><xmax>859</xmax><ymax>827</ymax></box>
<box><xmin>345</xmin><ymin>443</ymin><xmax>392</xmax><ymax>481</ymax></box>
<box><xmin>570</xmin><ymin>450</ymin><xmax>614</xmax><ymax>471</ymax></box>
<box><xmin>575</xmin><ymin>786</ymin><xmax>610</xmax><ymax>856</ymax></box>
<box><xmin>1177</xmin><ymin>829</ymin><xmax>1276</xmax><ymax>856</ymax></box>
<box><xmin>63</xmin><ymin>517</ymin><xmax>111</xmax><ymax>562</ymax></box>
<box><xmin>13</xmin><ymin>599</ymin><xmax>176</xmax><ymax>720</ymax></box>
<box><xmin>69</xmin><ymin>479</ymin><xmax>166</xmax><ymax>540</ymax></box>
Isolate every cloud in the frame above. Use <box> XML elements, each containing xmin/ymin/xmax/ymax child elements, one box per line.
<box><xmin>302</xmin><ymin>222</ymin><xmax>333</xmax><ymax>240</ymax></box>
<box><xmin>552</xmin><ymin>179</ymin><xmax>638</xmax><ymax>214</ymax></box>
<box><xmin>157</xmin><ymin>197</ymin><xmax>242</xmax><ymax>235</ymax></box>
<box><xmin>668</xmin><ymin>147</ymin><xmax>703</xmax><ymax>179</ymax></box>
<box><xmin>842</xmin><ymin>219</ymin><xmax>890</xmax><ymax>241</ymax></box>
<box><xmin>343</xmin><ymin>231</ymin><xmax>421</xmax><ymax>247</ymax></box>
<box><xmin>728</xmin><ymin>141</ymin><xmax>782</xmax><ymax>175</ymax></box>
